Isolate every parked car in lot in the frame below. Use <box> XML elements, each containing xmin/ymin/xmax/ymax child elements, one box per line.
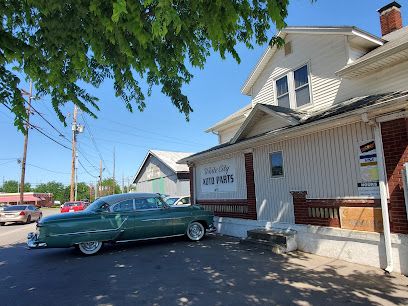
<box><xmin>28</xmin><ymin>193</ymin><xmax>215</xmax><ymax>255</ymax></box>
<box><xmin>165</xmin><ymin>196</ymin><xmax>191</xmax><ymax>207</ymax></box>
<box><xmin>60</xmin><ymin>201</ymin><xmax>88</xmax><ymax>213</ymax></box>
<box><xmin>0</xmin><ymin>205</ymin><xmax>42</xmax><ymax>226</ymax></box>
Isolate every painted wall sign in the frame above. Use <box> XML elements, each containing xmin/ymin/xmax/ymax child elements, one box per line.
<box><xmin>199</xmin><ymin>159</ymin><xmax>236</xmax><ymax>193</ymax></box>
<box><xmin>339</xmin><ymin>207</ymin><xmax>383</xmax><ymax>232</ymax></box>
<box><xmin>358</xmin><ymin>140</ymin><xmax>380</xmax><ymax>198</ymax></box>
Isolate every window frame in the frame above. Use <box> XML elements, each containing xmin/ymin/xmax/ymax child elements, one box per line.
<box><xmin>275</xmin><ymin>75</ymin><xmax>290</xmax><ymax>108</ymax></box>
<box><xmin>269</xmin><ymin>150</ymin><xmax>285</xmax><ymax>178</ymax></box>
<box><xmin>273</xmin><ymin>61</ymin><xmax>313</xmax><ymax>110</ymax></box>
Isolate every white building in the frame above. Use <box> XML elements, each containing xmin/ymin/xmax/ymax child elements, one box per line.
<box><xmin>180</xmin><ymin>2</ymin><xmax>408</xmax><ymax>274</ymax></box>
<box><xmin>133</xmin><ymin>150</ymin><xmax>192</xmax><ymax>196</ymax></box>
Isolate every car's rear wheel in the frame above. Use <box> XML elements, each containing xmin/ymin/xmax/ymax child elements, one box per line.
<box><xmin>186</xmin><ymin>222</ymin><xmax>205</xmax><ymax>241</ymax></box>
<box><xmin>0</xmin><ymin>222</ymin><xmax>5</xmax><ymax>226</ymax></box>
<box><xmin>77</xmin><ymin>241</ymin><xmax>103</xmax><ymax>255</ymax></box>
<box><xmin>26</xmin><ymin>216</ymin><xmax>31</xmax><ymax>224</ymax></box>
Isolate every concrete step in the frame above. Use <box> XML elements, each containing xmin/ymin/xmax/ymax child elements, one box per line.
<box><xmin>240</xmin><ymin>228</ymin><xmax>297</xmax><ymax>254</ymax></box>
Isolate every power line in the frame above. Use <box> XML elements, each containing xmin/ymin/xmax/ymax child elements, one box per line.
<box><xmin>29</xmin><ymin>103</ymin><xmax>71</xmax><ymax>143</ymax></box>
<box><xmin>26</xmin><ymin>163</ymin><xmax>77</xmax><ymax>175</ymax></box>
<box><xmin>0</xmin><ymin>160</ymin><xmax>16</xmax><ymax>166</ymax></box>
<box><xmin>101</xmin><ymin>117</ymin><xmax>206</xmax><ymax>146</ymax></box>
<box><xmin>80</xmin><ymin>113</ymin><xmax>112</xmax><ymax>176</ymax></box>
<box><xmin>2</xmin><ymin>104</ymin><xmax>99</xmax><ymax>181</ymax></box>
<box><xmin>77</xmin><ymin>159</ymin><xmax>98</xmax><ymax>178</ymax></box>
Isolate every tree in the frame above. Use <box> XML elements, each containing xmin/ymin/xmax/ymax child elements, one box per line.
<box><xmin>0</xmin><ymin>180</ymin><xmax>31</xmax><ymax>193</ymax></box>
<box><xmin>34</xmin><ymin>181</ymin><xmax>66</xmax><ymax>202</ymax></box>
<box><xmin>99</xmin><ymin>178</ymin><xmax>121</xmax><ymax>197</ymax></box>
<box><xmin>1</xmin><ymin>1</ymin><xmax>288</xmax><ymax>132</ymax></box>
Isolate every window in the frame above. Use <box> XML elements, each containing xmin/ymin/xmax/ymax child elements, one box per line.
<box><xmin>134</xmin><ymin>197</ymin><xmax>160</xmax><ymax>210</ymax></box>
<box><xmin>112</xmin><ymin>199</ymin><xmax>134</xmax><ymax>212</ymax></box>
<box><xmin>276</xmin><ymin>76</ymin><xmax>290</xmax><ymax>108</ymax></box>
<box><xmin>294</xmin><ymin>65</ymin><xmax>310</xmax><ymax>107</ymax></box>
<box><xmin>270</xmin><ymin>151</ymin><xmax>284</xmax><ymax>177</ymax></box>
<box><xmin>274</xmin><ymin>64</ymin><xmax>311</xmax><ymax>109</ymax></box>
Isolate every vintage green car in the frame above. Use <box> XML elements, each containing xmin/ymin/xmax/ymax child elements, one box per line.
<box><xmin>27</xmin><ymin>193</ymin><xmax>215</xmax><ymax>255</ymax></box>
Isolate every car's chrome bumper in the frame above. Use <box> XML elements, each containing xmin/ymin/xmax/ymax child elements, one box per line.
<box><xmin>27</xmin><ymin>232</ymin><xmax>47</xmax><ymax>249</ymax></box>
<box><xmin>207</xmin><ymin>224</ymin><xmax>217</xmax><ymax>233</ymax></box>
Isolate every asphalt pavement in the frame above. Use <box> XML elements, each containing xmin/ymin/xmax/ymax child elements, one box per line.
<box><xmin>0</xmin><ymin>209</ymin><xmax>408</xmax><ymax>306</ymax></box>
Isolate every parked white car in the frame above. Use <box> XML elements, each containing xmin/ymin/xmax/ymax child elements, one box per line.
<box><xmin>165</xmin><ymin>196</ymin><xmax>191</xmax><ymax>207</ymax></box>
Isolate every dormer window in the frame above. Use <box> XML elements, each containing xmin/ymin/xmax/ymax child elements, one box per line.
<box><xmin>274</xmin><ymin>64</ymin><xmax>311</xmax><ymax>109</ymax></box>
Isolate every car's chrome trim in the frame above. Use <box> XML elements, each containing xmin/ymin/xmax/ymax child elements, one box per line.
<box><xmin>116</xmin><ymin>234</ymin><xmax>185</xmax><ymax>243</ymax></box>
<box><xmin>141</xmin><ymin>217</ymin><xmax>187</xmax><ymax>222</ymax></box>
<box><xmin>48</xmin><ymin>217</ymin><xmax>129</xmax><ymax>237</ymax></box>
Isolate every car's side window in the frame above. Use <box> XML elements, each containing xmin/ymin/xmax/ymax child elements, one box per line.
<box><xmin>134</xmin><ymin>197</ymin><xmax>160</xmax><ymax>210</ymax></box>
<box><xmin>112</xmin><ymin>199</ymin><xmax>134</xmax><ymax>212</ymax></box>
<box><xmin>181</xmin><ymin>197</ymin><xmax>190</xmax><ymax>204</ymax></box>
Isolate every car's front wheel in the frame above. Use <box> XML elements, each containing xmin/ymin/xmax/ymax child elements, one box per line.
<box><xmin>77</xmin><ymin>241</ymin><xmax>103</xmax><ymax>255</ymax></box>
<box><xmin>186</xmin><ymin>222</ymin><xmax>205</xmax><ymax>241</ymax></box>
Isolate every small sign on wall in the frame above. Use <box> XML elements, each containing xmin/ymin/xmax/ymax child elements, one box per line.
<box><xmin>358</xmin><ymin>140</ymin><xmax>380</xmax><ymax>198</ymax></box>
<box><xmin>340</xmin><ymin>207</ymin><xmax>383</xmax><ymax>232</ymax></box>
<box><xmin>199</xmin><ymin>159</ymin><xmax>236</xmax><ymax>193</ymax></box>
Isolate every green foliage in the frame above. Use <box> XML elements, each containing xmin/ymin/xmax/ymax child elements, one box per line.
<box><xmin>100</xmin><ymin>178</ymin><xmax>121</xmax><ymax>195</ymax></box>
<box><xmin>0</xmin><ymin>180</ymin><xmax>31</xmax><ymax>193</ymax></box>
<box><xmin>34</xmin><ymin>181</ymin><xmax>66</xmax><ymax>202</ymax></box>
<box><xmin>1</xmin><ymin>0</ymin><xmax>289</xmax><ymax>131</ymax></box>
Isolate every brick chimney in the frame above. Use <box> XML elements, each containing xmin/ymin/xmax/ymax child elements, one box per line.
<box><xmin>378</xmin><ymin>2</ymin><xmax>403</xmax><ymax>36</ymax></box>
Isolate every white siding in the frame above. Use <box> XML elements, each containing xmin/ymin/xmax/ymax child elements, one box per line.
<box><xmin>195</xmin><ymin>152</ymin><xmax>247</xmax><ymax>200</ymax></box>
<box><xmin>219</xmin><ymin>124</ymin><xmax>240</xmax><ymax>144</ymax></box>
<box><xmin>252</xmin><ymin>34</ymin><xmax>347</xmax><ymax>111</ymax></box>
<box><xmin>253</xmin><ymin>121</ymin><xmax>374</xmax><ymax>222</ymax></box>
<box><xmin>250</xmin><ymin>33</ymin><xmax>408</xmax><ymax>113</ymax></box>
<box><xmin>245</xmin><ymin>114</ymin><xmax>289</xmax><ymax>138</ymax></box>
<box><xmin>337</xmin><ymin>60</ymin><xmax>408</xmax><ymax>101</ymax></box>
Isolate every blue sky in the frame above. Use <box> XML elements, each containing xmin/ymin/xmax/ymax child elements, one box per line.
<box><xmin>0</xmin><ymin>0</ymin><xmax>407</xmax><ymax>188</ymax></box>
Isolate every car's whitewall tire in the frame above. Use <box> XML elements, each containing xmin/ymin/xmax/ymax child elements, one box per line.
<box><xmin>77</xmin><ymin>241</ymin><xmax>103</xmax><ymax>255</ymax></box>
<box><xmin>186</xmin><ymin>222</ymin><xmax>205</xmax><ymax>241</ymax></box>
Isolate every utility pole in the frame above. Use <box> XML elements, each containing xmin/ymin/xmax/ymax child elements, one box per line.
<box><xmin>99</xmin><ymin>159</ymin><xmax>103</xmax><ymax>197</ymax></box>
<box><xmin>69</xmin><ymin>105</ymin><xmax>84</xmax><ymax>201</ymax></box>
<box><xmin>122</xmin><ymin>172</ymin><xmax>124</xmax><ymax>193</ymax></box>
<box><xmin>74</xmin><ymin>153</ymin><xmax>78</xmax><ymax>201</ymax></box>
<box><xmin>19</xmin><ymin>81</ymin><xmax>33</xmax><ymax>205</ymax></box>
<box><xmin>112</xmin><ymin>147</ymin><xmax>116</xmax><ymax>195</ymax></box>
<box><xmin>69</xmin><ymin>105</ymin><xmax>78</xmax><ymax>201</ymax></box>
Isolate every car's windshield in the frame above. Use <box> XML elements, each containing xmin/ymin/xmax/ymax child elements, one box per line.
<box><xmin>85</xmin><ymin>198</ymin><xmax>109</xmax><ymax>212</ymax></box>
<box><xmin>165</xmin><ymin>197</ymin><xmax>179</xmax><ymax>205</ymax></box>
<box><xmin>4</xmin><ymin>205</ymin><xmax>27</xmax><ymax>211</ymax></box>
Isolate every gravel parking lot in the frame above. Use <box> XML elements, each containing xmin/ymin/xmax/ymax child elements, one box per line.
<box><xmin>0</xmin><ymin>209</ymin><xmax>408</xmax><ymax>306</ymax></box>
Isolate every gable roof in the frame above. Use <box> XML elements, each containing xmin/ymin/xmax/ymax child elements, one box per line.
<box><xmin>133</xmin><ymin>150</ymin><xmax>193</xmax><ymax>183</ymax></box>
<box><xmin>179</xmin><ymin>91</ymin><xmax>408</xmax><ymax>164</ymax></box>
<box><xmin>205</xmin><ymin>103</ymin><xmax>252</xmax><ymax>133</ymax></box>
<box><xmin>337</xmin><ymin>26</ymin><xmax>408</xmax><ymax>78</ymax></box>
<box><xmin>241</xmin><ymin>26</ymin><xmax>384</xmax><ymax>96</ymax></box>
<box><xmin>230</xmin><ymin>104</ymin><xmax>304</xmax><ymax>144</ymax></box>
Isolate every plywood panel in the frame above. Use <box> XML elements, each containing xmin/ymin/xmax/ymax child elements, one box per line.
<box><xmin>339</xmin><ymin>207</ymin><xmax>383</xmax><ymax>232</ymax></box>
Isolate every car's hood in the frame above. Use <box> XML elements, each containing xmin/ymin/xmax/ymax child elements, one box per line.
<box><xmin>40</xmin><ymin>210</ymin><xmax>93</xmax><ymax>224</ymax></box>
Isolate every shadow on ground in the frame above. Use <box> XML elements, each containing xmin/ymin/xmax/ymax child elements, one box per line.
<box><xmin>0</xmin><ymin>235</ymin><xmax>407</xmax><ymax>306</ymax></box>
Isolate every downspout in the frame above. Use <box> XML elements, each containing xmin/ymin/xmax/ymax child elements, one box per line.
<box><xmin>373</xmin><ymin>122</ymin><xmax>393</xmax><ymax>273</ymax></box>
<box><xmin>193</xmin><ymin>166</ymin><xmax>197</xmax><ymax>205</ymax></box>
